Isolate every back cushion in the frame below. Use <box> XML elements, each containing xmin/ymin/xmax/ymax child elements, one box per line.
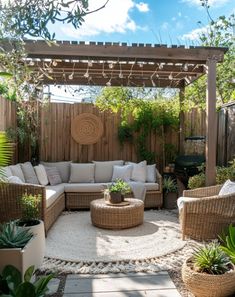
<box><xmin>45</xmin><ymin>167</ymin><xmax>62</xmax><ymax>186</ymax></box>
<box><xmin>21</xmin><ymin>162</ymin><xmax>39</xmax><ymax>184</ymax></box>
<box><xmin>41</xmin><ymin>161</ymin><xmax>71</xmax><ymax>182</ymax></box>
<box><xmin>69</xmin><ymin>163</ymin><xmax>95</xmax><ymax>183</ymax></box>
<box><xmin>34</xmin><ymin>164</ymin><xmax>49</xmax><ymax>186</ymax></box>
<box><xmin>146</xmin><ymin>164</ymin><xmax>156</xmax><ymax>183</ymax></box>
<box><xmin>219</xmin><ymin>179</ymin><xmax>235</xmax><ymax>196</ymax></box>
<box><xmin>0</xmin><ymin>166</ymin><xmax>13</xmax><ymax>181</ymax></box>
<box><xmin>126</xmin><ymin>161</ymin><xmax>147</xmax><ymax>183</ymax></box>
<box><xmin>93</xmin><ymin>160</ymin><xmax>124</xmax><ymax>182</ymax></box>
<box><xmin>9</xmin><ymin>164</ymin><xmax>25</xmax><ymax>182</ymax></box>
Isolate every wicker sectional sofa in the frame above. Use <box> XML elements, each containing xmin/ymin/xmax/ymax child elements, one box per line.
<box><xmin>0</xmin><ymin>161</ymin><xmax>162</xmax><ymax>233</ymax></box>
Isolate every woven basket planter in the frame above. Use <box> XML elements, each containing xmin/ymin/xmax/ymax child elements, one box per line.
<box><xmin>182</xmin><ymin>257</ymin><xmax>235</xmax><ymax>297</ymax></box>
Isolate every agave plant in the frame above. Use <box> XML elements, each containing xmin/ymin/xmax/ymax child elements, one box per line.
<box><xmin>219</xmin><ymin>224</ymin><xmax>235</xmax><ymax>264</ymax></box>
<box><xmin>0</xmin><ymin>131</ymin><xmax>12</xmax><ymax>182</ymax></box>
<box><xmin>193</xmin><ymin>242</ymin><xmax>231</xmax><ymax>275</ymax></box>
<box><xmin>0</xmin><ymin>221</ymin><xmax>33</xmax><ymax>249</ymax></box>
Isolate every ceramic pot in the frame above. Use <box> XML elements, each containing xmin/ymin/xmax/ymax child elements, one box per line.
<box><xmin>109</xmin><ymin>192</ymin><xmax>122</xmax><ymax>204</ymax></box>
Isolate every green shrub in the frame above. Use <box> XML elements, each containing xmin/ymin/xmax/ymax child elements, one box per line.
<box><xmin>188</xmin><ymin>173</ymin><xmax>206</xmax><ymax>189</ymax></box>
<box><xmin>20</xmin><ymin>193</ymin><xmax>41</xmax><ymax>224</ymax></box>
<box><xmin>193</xmin><ymin>243</ymin><xmax>231</xmax><ymax>275</ymax></box>
<box><xmin>108</xmin><ymin>179</ymin><xmax>131</xmax><ymax>195</ymax></box>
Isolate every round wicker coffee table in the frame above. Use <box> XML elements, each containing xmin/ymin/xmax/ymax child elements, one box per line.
<box><xmin>90</xmin><ymin>198</ymin><xmax>144</xmax><ymax>230</ymax></box>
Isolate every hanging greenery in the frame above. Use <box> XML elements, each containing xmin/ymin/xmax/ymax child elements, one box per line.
<box><xmin>96</xmin><ymin>87</ymin><xmax>180</xmax><ymax>164</ymax></box>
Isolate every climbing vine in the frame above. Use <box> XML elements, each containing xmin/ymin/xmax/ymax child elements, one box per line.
<box><xmin>96</xmin><ymin>87</ymin><xmax>180</xmax><ymax>164</ymax></box>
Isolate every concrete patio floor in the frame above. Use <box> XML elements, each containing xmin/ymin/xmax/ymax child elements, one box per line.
<box><xmin>52</xmin><ymin>272</ymin><xmax>181</xmax><ymax>296</ymax></box>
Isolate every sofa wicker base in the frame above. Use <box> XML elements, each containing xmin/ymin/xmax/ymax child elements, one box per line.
<box><xmin>66</xmin><ymin>191</ymin><xmax>162</xmax><ymax>210</ymax></box>
<box><xmin>44</xmin><ymin>193</ymin><xmax>65</xmax><ymax>233</ymax></box>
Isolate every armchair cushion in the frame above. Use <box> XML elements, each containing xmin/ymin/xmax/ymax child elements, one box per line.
<box><xmin>219</xmin><ymin>179</ymin><xmax>235</xmax><ymax>196</ymax></box>
<box><xmin>177</xmin><ymin>196</ymin><xmax>198</xmax><ymax>210</ymax></box>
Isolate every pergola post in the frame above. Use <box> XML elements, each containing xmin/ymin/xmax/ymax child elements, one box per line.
<box><xmin>206</xmin><ymin>58</ymin><xmax>217</xmax><ymax>186</ymax></box>
<box><xmin>179</xmin><ymin>86</ymin><xmax>185</xmax><ymax>154</ymax></box>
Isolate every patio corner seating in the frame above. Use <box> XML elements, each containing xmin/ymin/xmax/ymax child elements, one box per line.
<box><xmin>179</xmin><ymin>184</ymin><xmax>235</xmax><ymax>241</ymax></box>
<box><xmin>0</xmin><ymin>161</ymin><xmax>162</xmax><ymax>233</ymax></box>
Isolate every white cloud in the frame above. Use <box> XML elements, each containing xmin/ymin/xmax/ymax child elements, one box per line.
<box><xmin>136</xmin><ymin>2</ymin><xmax>149</xmax><ymax>12</ymax></box>
<box><xmin>60</xmin><ymin>0</ymin><xmax>148</xmax><ymax>38</ymax></box>
<box><xmin>182</xmin><ymin>0</ymin><xmax>229</xmax><ymax>8</ymax></box>
<box><xmin>181</xmin><ymin>26</ymin><xmax>208</xmax><ymax>41</ymax></box>
<box><xmin>161</xmin><ymin>22</ymin><xmax>169</xmax><ymax>30</ymax></box>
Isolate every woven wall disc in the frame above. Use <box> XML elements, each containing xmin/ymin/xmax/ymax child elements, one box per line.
<box><xmin>71</xmin><ymin>113</ymin><xmax>103</xmax><ymax>145</ymax></box>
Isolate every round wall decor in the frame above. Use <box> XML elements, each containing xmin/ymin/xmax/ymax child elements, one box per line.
<box><xmin>71</xmin><ymin>113</ymin><xmax>103</xmax><ymax>145</ymax></box>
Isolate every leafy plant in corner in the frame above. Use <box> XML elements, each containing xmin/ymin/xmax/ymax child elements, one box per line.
<box><xmin>0</xmin><ymin>221</ymin><xmax>33</xmax><ymax>249</ymax></box>
<box><xmin>18</xmin><ymin>193</ymin><xmax>42</xmax><ymax>227</ymax></box>
<box><xmin>0</xmin><ymin>265</ymin><xmax>53</xmax><ymax>297</ymax></box>
<box><xmin>163</xmin><ymin>177</ymin><xmax>177</xmax><ymax>194</ymax></box>
<box><xmin>219</xmin><ymin>224</ymin><xmax>235</xmax><ymax>264</ymax></box>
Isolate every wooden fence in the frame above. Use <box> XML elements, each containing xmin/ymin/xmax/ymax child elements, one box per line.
<box><xmin>0</xmin><ymin>97</ymin><xmax>212</xmax><ymax>169</ymax></box>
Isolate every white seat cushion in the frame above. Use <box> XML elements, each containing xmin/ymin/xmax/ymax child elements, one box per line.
<box><xmin>144</xmin><ymin>183</ymin><xmax>159</xmax><ymax>191</ymax></box>
<box><xmin>64</xmin><ymin>183</ymin><xmax>106</xmax><ymax>193</ymax></box>
<box><xmin>46</xmin><ymin>184</ymin><xmax>65</xmax><ymax>208</ymax></box>
<box><xmin>177</xmin><ymin>196</ymin><xmax>199</xmax><ymax>210</ymax></box>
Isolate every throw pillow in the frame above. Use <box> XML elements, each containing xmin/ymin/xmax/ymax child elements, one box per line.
<box><xmin>40</xmin><ymin>161</ymin><xmax>71</xmax><ymax>182</ymax></box>
<box><xmin>0</xmin><ymin>166</ymin><xmax>13</xmax><ymax>181</ymax></box>
<box><xmin>9</xmin><ymin>164</ymin><xmax>25</xmax><ymax>182</ymax></box>
<box><xmin>45</xmin><ymin>167</ymin><xmax>62</xmax><ymax>186</ymax></box>
<box><xmin>219</xmin><ymin>179</ymin><xmax>235</xmax><ymax>196</ymax></box>
<box><xmin>21</xmin><ymin>162</ymin><xmax>39</xmax><ymax>184</ymax></box>
<box><xmin>34</xmin><ymin>164</ymin><xmax>49</xmax><ymax>186</ymax></box>
<box><xmin>93</xmin><ymin>160</ymin><xmax>124</xmax><ymax>182</ymax></box>
<box><xmin>146</xmin><ymin>164</ymin><xmax>156</xmax><ymax>183</ymax></box>
<box><xmin>126</xmin><ymin>160</ymin><xmax>147</xmax><ymax>183</ymax></box>
<box><xmin>111</xmin><ymin>165</ymin><xmax>133</xmax><ymax>182</ymax></box>
<box><xmin>69</xmin><ymin>163</ymin><xmax>95</xmax><ymax>183</ymax></box>
<box><xmin>8</xmin><ymin>176</ymin><xmax>24</xmax><ymax>184</ymax></box>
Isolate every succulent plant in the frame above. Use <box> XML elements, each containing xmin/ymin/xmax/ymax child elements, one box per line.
<box><xmin>0</xmin><ymin>221</ymin><xmax>33</xmax><ymax>249</ymax></box>
<box><xmin>193</xmin><ymin>242</ymin><xmax>232</xmax><ymax>275</ymax></box>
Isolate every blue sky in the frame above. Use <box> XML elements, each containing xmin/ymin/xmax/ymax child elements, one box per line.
<box><xmin>53</xmin><ymin>0</ymin><xmax>235</xmax><ymax>45</ymax></box>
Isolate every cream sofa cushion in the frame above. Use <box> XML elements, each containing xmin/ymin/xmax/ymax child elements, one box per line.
<box><xmin>9</xmin><ymin>164</ymin><xmax>25</xmax><ymax>182</ymax></box>
<box><xmin>112</xmin><ymin>165</ymin><xmax>132</xmax><ymax>182</ymax></box>
<box><xmin>64</xmin><ymin>183</ymin><xmax>106</xmax><ymax>193</ymax></box>
<box><xmin>41</xmin><ymin>161</ymin><xmax>71</xmax><ymax>182</ymax></box>
<box><xmin>146</xmin><ymin>164</ymin><xmax>156</xmax><ymax>183</ymax></box>
<box><xmin>34</xmin><ymin>164</ymin><xmax>49</xmax><ymax>186</ymax></box>
<box><xmin>126</xmin><ymin>161</ymin><xmax>147</xmax><ymax>183</ymax></box>
<box><xmin>93</xmin><ymin>160</ymin><xmax>124</xmax><ymax>182</ymax></box>
<box><xmin>45</xmin><ymin>184</ymin><xmax>65</xmax><ymax>208</ymax></box>
<box><xmin>69</xmin><ymin>163</ymin><xmax>95</xmax><ymax>183</ymax></box>
<box><xmin>45</xmin><ymin>167</ymin><xmax>62</xmax><ymax>186</ymax></box>
<box><xmin>0</xmin><ymin>166</ymin><xmax>12</xmax><ymax>181</ymax></box>
<box><xmin>21</xmin><ymin>162</ymin><xmax>39</xmax><ymax>184</ymax></box>
<box><xmin>8</xmin><ymin>176</ymin><xmax>24</xmax><ymax>184</ymax></box>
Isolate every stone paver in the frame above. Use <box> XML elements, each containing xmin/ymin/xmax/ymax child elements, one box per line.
<box><xmin>47</xmin><ymin>278</ymin><xmax>60</xmax><ymax>295</ymax></box>
<box><xmin>63</xmin><ymin>272</ymin><xmax>181</xmax><ymax>297</ymax></box>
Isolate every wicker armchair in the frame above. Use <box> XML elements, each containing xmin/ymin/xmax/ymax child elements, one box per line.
<box><xmin>0</xmin><ymin>183</ymin><xmax>65</xmax><ymax>233</ymax></box>
<box><xmin>180</xmin><ymin>185</ymin><xmax>235</xmax><ymax>241</ymax></box>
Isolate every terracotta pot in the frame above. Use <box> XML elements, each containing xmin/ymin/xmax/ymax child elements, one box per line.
<box><xmin>182</xmin><ymin>257</ymin><xmax>235</xmax><ymax>297</ymax></box>
<box><xmin>109</xmin><ymin>192</ymin><xmax>122</xmax><ymax>204</ymax></box>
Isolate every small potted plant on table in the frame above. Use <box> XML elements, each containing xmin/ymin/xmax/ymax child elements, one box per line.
<box><xmin>163</xmin><ymin>177</ymin><xmax>178</xmax><ymax>209</ymax></box>
<box><xmin>182</xmin><ymin>242</ymin><xmax>235</xmax><ymax>297</ymax></box>
<box><xmin>107</xmin><ymin>179</ymin><xmax>131</xmax><ymax>204</ymax></box>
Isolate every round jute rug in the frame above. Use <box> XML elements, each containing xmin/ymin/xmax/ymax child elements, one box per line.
<box><xmin>44</xmin><ymin>210</ymin><xmax>185</xmax><ymax>266</ymax></box>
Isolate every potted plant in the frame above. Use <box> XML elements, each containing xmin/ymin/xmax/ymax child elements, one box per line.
<box><xmin>219</xmin><ymin>224</ymin><xmax>235</xmax><ymax>264</ymax></box>
<box><xmin>0</xmin><ymin>264</ymin><xmax>53</xmax><ymax>296</ymax></box>
<box><xmin>107</xmin><ymin>179</ymin><xmax>131</xmax><ymax>204</ymax></box>
<box><xmin>0</xmin><ymin>221</ymin><xmax>37</xmax><ymax>277</ymax></box>
<box><xmin>163</xmin><ymin>177</ymin><xmax>178</xmax><ymax>209</ymax></box>
<box><xmin>182</xmin><ymin>242</ymin><xmax>235</xmax><ymax>297</ymax></box>
<box><xmin>17</xmin><ymin>193</ymin><xmax>45</xmax><ymax>270</ymax></box>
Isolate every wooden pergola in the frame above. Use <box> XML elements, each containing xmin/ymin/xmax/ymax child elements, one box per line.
<box><xmin>3</xmin><ymin>40</ymin><xmax>228</xmax><ymax>185</ymax></box>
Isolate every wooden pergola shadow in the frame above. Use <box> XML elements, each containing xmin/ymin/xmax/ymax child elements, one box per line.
<box><xmin>4</xmin><ymin>40</ymin><xmax>227</xmax><ymax>185</ymax></box>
